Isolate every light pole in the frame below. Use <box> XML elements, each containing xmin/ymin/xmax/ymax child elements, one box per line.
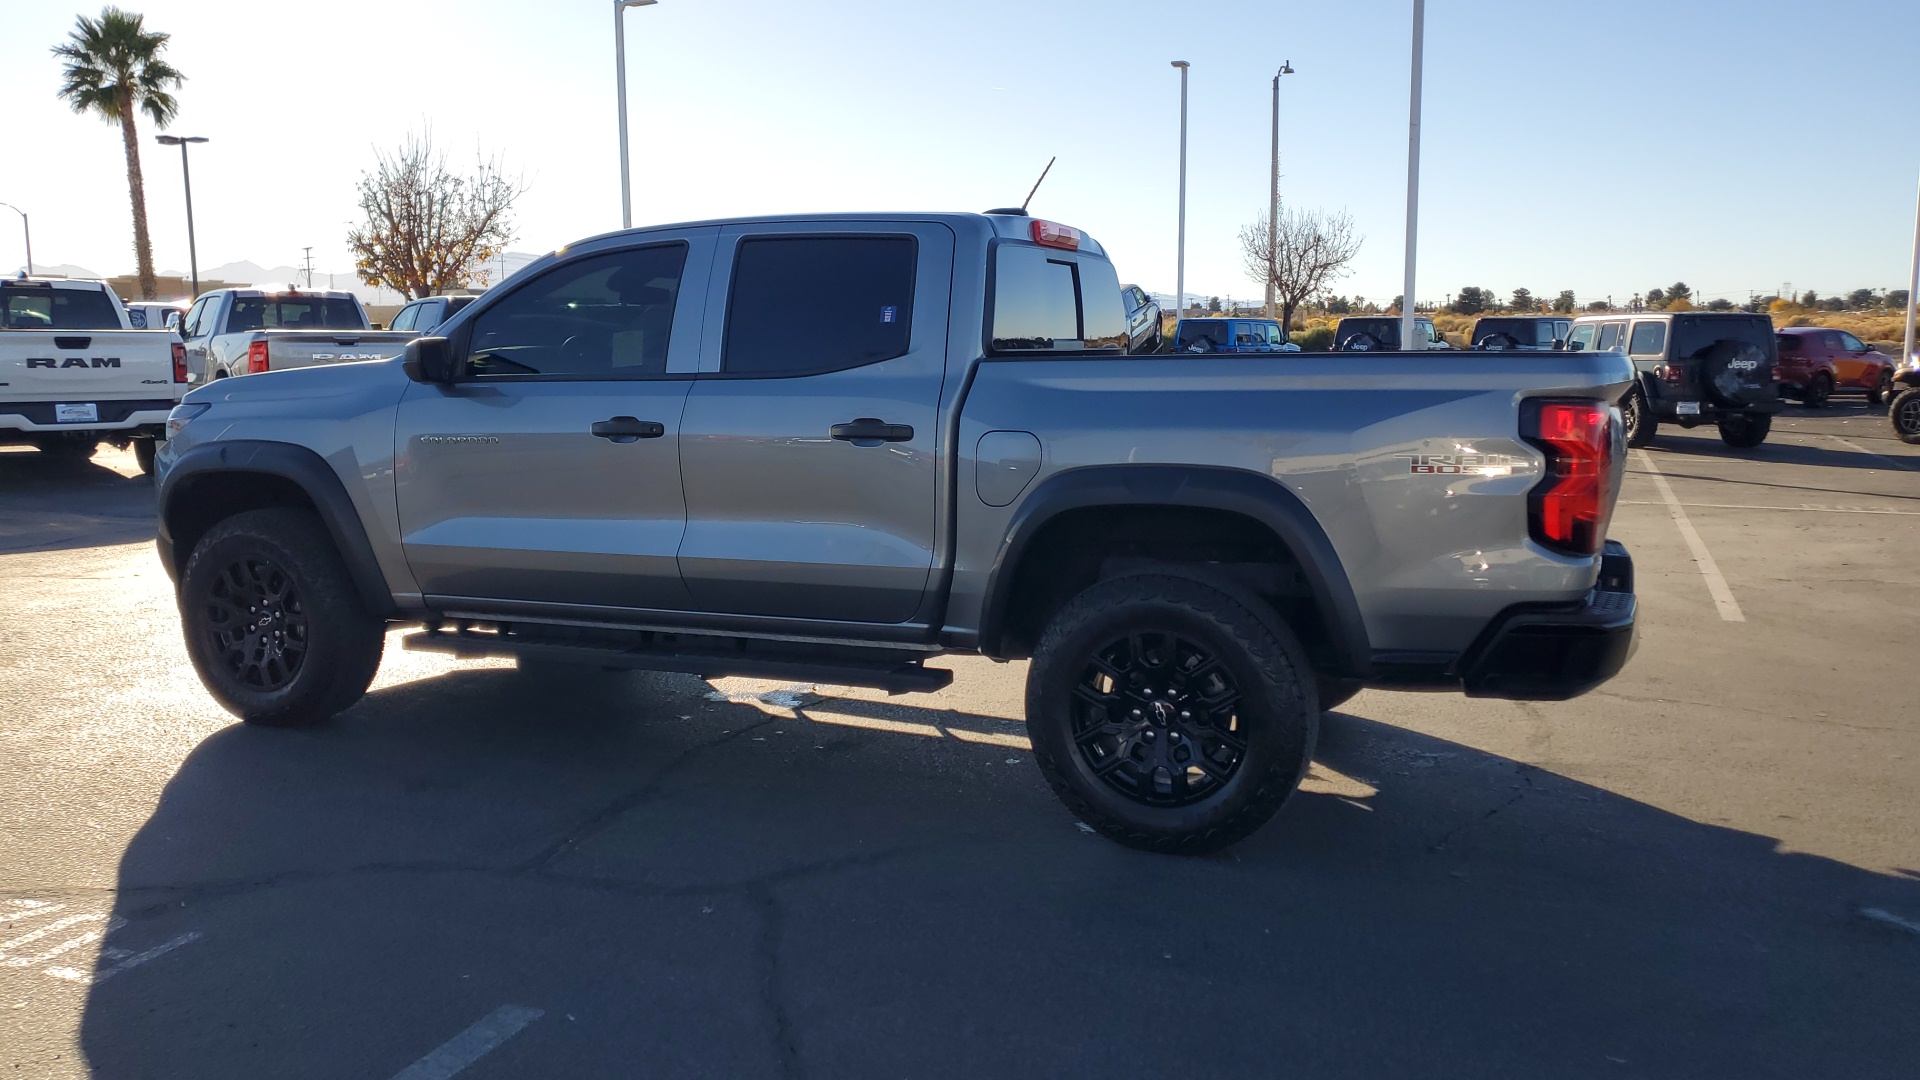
<box><xmin>1267</xmin><ymin>61</ymin><xmax>1294</xmax><ymax>320</ymax></box>
<box><xmin>155</xmin><ymin>135</ymin><xmax>208</xmax><ymax>297</ymax></box>
<box><xmin>614</xmin><ymin>0</ymin><xmax>659</xmax><ymax>230</ymax></box>
<box><xmin>0</xmin><ymin>202</ymin><xmax>28</xmax><ymax>276</ymax></box>
<box><xmin>1171</xmin><ymin>60</ymin><xmax>1190</xmax><ymax>318</ymax></box>
<box><xmin>1904</xmin><ymin>168</ymin><xmax>1919</xmax><ymax>366</ymax></box>
<box><xmin>1400</xmin><ymin>0</ymin><xmax>1426</xmax><ymax>351</ymax></box>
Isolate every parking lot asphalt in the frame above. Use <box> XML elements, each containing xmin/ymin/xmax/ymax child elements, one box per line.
<box><xmin>1</xmin><ymin>407</ymin><xmax>1916</xmax><ymax>1080</ymax></box>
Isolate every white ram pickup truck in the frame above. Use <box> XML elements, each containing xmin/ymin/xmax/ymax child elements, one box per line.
<box><xmin>1</xmin><ymin>277</ymin><xmax>184</xmax><ymax>474</ymax></box>
<box><xmin>181</xmin><ymin>288</ymin><xmax>415</xmax><ymax>383</ymax></box>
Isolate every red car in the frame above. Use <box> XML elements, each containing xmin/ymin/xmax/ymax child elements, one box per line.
<box><xmin>1774</xmin><ymin>327</ymin><xmax>1897</xmax><ymax>407</ymax></box>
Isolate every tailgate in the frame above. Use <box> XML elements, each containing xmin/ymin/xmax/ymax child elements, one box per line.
<box><xmin>260</xmin><ymin>331</ymin><xmax>414</xmax><ymax>371</ymax></box>
<box><xmin>0</xmin><ymin>331</ymin><xmax>178</xmax><ymax>400</ymax></box>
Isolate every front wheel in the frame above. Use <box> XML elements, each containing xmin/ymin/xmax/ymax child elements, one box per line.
<box><xmin>1891</xmin><ymin>388</ymin><xmax>1920</xmax><ymax>445</ymax></box>
<box><xmin>1622</xmin><ymin>389</ymin><xmax>1657</xmax><ymax>448</ymax></box>
<box><xmin>1025</xmin><ymin>575</ymin><xmax>1318</xmax><ymax>855</ymax></box>
<box><xmin>180</xmin><ymin>507</ymin><xmax>385</xmax><ymax>727</ymax></box>
<box><xmin>1717</xmin><ymin>413</ymin><xmax>1772</xmax><ymax>449</ymax></box>
<box><xmin>1868</xmin><ymin>371</ymin><xmax>1893</xmax><ymax>407</ymax></box>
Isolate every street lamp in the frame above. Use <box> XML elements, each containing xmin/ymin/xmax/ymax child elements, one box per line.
<box><xmin>155</xmin><ymin>134</ymin><xmax>208</xmax><ymax>297</ymax></box>
<box><xmin>1904</xmin><ymin>168</ymin><xmax>1919</xmax><ymax>367</ymax></box>
<box><xmin>1267</xmin><ymin>61</ymin><xmax>1295</xmax><ymax>320</ymax></box>
<box><xmin>614</xmin><ymin>0</ymin><xmax>659</xmax><ymax>230</ymax></box>
<box><xmin>1400</xmin><ymin>0</ymin><xmax>1426</xmax><ymax>351</ymax></box>
<box><xmin>1171</xmin><ymin>60</ymin><xmax>1190</xmax><ymax>318</ymax></box>
<box><xmin>0</xmin><ymin>202</ymin><xmax>28</xmax><ymax>276</ymax></box>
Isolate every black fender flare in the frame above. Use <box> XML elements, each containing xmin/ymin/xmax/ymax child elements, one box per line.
<box><xmin>157</xmin><ymin>440</ymin><xmax>397</xmax><ymax>618</ymax></box>
<box><xmin>977</xmin><ymin>464</ymin><xmax>1371</xmax><ymax>677</ymax></box>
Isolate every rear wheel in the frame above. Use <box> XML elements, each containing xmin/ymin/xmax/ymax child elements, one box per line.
<box><xmin>180</xmin><ymin>508</ymin><xmax>385</xmax><ymax>727</ymax></box>
<box><xmin>1622</xmin><ymin>388</ymin><xmax>1657</xmax><ymax>448</ymax></box>
<box><xmin>1891</xmin><ymin>389</ymin><xmax>1920</xmax><ymax>445</ymax></box>
<box><xmin>1025</xmin><ymin>574</ymin><xmax>1317</xmax><ymax>855</ymax></box>
<box><xmin>1802</xmin><ymin>372</ymin><xmax>1832</xmax><ymax>409</ymax></box>
<box><xmin>1717</xmin><ymin>413</ymin><xmax>1772</xmax><ymax>449</ymax></box>
<box><xmin>35</xmin><ymin>437</ymin><xmax>97</xmax><ymax>462</ymax></box>
<box><xmin>132</xmin><ymin>438</ymin><xmax>156</xmax><ymax>476</ymax></box>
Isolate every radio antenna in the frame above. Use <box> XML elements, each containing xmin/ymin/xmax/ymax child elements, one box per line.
<box><xmin>1020</xmin><ymin>157</ymin><xmax>1056</xmax><ymax>213</ymax></box>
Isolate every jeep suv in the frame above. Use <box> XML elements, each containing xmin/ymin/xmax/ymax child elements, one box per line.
<box><xmin>1471</xmin><ymin>316</ymin><xmax>1571</xmax><ymax>351</ymax></box>
<box><xmin>1568</xmin><ymin>311</ymin><xmax>1779</xmax><ymax>449</ymax></box>
<box><xmin>1335</xmin><ymin>316</ymin><xmax>1448</xmax><ymax>351</ymax></box>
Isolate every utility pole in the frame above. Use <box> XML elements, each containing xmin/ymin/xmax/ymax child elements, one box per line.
<box><xmin>1400</xmin><ymin>0</ymin><xmax>1426</xmax><ymax>352</ymax></box>
<box><xmin>301</xmin><ymin>247</ymin><xmax>314</xmax><ymax>288</ymax></box>
<box><xmin>1904</xmin><ymin>168</ymin><xmax>1919</xmax><ymax>365</ymax></box>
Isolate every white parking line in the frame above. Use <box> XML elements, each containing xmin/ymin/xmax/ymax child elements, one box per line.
<box><xmin>1860</xmin><ymin>907</ymin><xmax>1920</xmax><ymax>938</ymax></box>
<box><xmin>1635</xmin><ymin>451</ymin><xmax>1745</xmax><ymax>622</ymax></box>
<box><xmin>389</xmin><ymin>1004</ymin><xmax>545</xmax><ymax>1080</ymax></box>
<box><xmin>1618</xmin><ymin>500</ymin><xmax>1920</xmax><ymax>516</ymax></box>
<box><xmin>43</xmin><ymin>930</ymin><xmax>202</xmax><ymax>985</ymax></box>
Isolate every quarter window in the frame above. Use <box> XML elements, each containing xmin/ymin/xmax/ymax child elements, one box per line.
<box><xmin>724</xmin><ymin>235</ymin><xmax>915</xmax><ymax>376</ymax></box>
<box><xmin>1628</xmin><ymin>322</ymin><xmax>1667</xmax><ymax>356</ymax></box>
<box><xmin>1839</xmin><ymin>331</ymin><xmax>1867</xmax><ymax>352</ymax></box>
<box><xmin>389</xmin><ymin>304</ymin><xmax>418</xmax><ymax>332</ymax></box>
<box><xmin>466</xmin><ymin>243</ymin><xmax>686</xmax><ymax>378</ymax></box>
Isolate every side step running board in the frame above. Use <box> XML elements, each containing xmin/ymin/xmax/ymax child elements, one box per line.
<box><xmin>402</xmin><ymin>629</ymin><xmax>954</xmax><ymax>696</ymax></box>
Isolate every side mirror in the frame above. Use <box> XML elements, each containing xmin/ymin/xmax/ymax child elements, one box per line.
<box><xmin>403</xmin><ymin>336</ymin><xmax>457</xmax><ymax>384</ymax></box>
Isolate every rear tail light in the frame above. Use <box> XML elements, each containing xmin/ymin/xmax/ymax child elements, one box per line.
<box><xmin>247</xmin><ymin>340</ymin><xmax>269</xmax><ymax>374</ymax></box>
<box><xmin>171</xmin><ymin>342</ymin><xmax>188</xmax><ymax>383</ymax></box>
<box><xmin>1522</xmin><ymin>400</ymin><xmax>1613</xmax><ymax>557</ymax></box>
<box><xmin>1031</xmin><ymin>219</ymin><xmax>1082</xmax><ymax>250</ymax></box>
<box><xmin>1657</xmin><ymin>363</ymin><xmax>1681</xmax><ymax>384</ymax></box>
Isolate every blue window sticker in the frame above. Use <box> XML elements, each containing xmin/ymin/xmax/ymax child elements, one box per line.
<box><xmin>880</xmin><ymin>305</ymin><xmax>897</xmax><ymax>324</ymax></box>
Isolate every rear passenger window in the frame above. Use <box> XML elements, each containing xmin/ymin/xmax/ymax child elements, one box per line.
<box><xmin>991</xmin><ymin>245</ymin><xmax>1128</xmax><ymax>353</ymax></box>
<box><xmin>724</xmin><ymin>235</ymin><xmax>915</xmax><ymax>376</ymax></box>
<box><xmin>466</xmin><ymin>243</ymin><xmax>686</xmax><ymax>378</ymax></box>
<box><xmin>1234</xmin><ymin>322</ymin><xmax>1255</xmax><ymax>345</ymax></box>
<box><xmin>390</xmin><ymin>305</ymin><xmax>418</xmax><ymax>332</ymax></box>
<box><xmin>1596</xmin><ymin>323</ymin><xmax>1623</xmax><ymax>351</ymax></box>
<box><xmin>1628</xmin><ymin>322</ymin><xmax>1667</xmax><ymax>356</ymax></box>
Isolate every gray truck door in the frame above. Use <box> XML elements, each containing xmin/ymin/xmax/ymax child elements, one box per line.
<box><xmin>394</xmin><ymin>231</ymin><xmax>714</xmax><ymax>612</ymax></box>
<box><xmin>676</xmin><ymin>221</ymin><xmax>955</xmax><ymax>624</ymax></box>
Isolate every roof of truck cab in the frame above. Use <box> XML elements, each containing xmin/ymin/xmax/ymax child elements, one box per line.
<box><xmin>555</xmin><ymin>211</ymin><xmax>1110</xmax><ymax>260</ymax></box>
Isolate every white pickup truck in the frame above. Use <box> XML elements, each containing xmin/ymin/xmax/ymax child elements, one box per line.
<box><xmin>181</xmin><ymin>288</ymin><xmax>415</xmax><ymax>383</ymax></box>
<box><xmin>1</xmin><ymin>277</ymin><xmax>184</xmax><ymax>473</ymax></box>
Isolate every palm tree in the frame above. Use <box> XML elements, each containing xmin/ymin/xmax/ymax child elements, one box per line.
<box><xmin>53</xmin><ymin>7</ymin><xmax>184</xmax><ymax>300</ymax></box>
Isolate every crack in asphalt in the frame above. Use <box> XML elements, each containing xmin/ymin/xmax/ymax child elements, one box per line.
<box><xmin>1428</xmin><ymin>768</ymin><xmax>1536</xmax><ymax>853</ymax></box>
<box><xmin>1590</xmin><ymin>690</ymin><xmax>1907</xmax><ymax>732</ymax></box>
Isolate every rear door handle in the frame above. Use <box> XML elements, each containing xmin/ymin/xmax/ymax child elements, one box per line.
<box><xmin>591</xmin><ymin>416</ymin><xmax>666</xmax><ymax>443</ymax></box>
<box><xmin>830</xmin><ymin>418</ymin><xmax>915</xmax><ymax>444</ymax></box>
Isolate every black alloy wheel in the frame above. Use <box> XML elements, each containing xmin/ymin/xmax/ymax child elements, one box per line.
<box><xmin>1868</xmin><ymin>370</ymin><xmax>1892</xmax><ymax>407</ymax></box>
<box><xmin>1622</xmin><ymin>389</ymin><xmax>1656</xmax><ymax>448</ymax></box>
<box><xmin>1070</xmin><ymin>630</ymin><xmax>1246</xmax><ymax>808</ymax></box>
<box><xmin>202</xmin><ymin>555</ymin><xmax>311</xmax><ymax>692</ymax></box>
<box><xmin>1892</xmin><ymin>388</ymin><xmax>1920</xmax><ymax>445</ymax></box>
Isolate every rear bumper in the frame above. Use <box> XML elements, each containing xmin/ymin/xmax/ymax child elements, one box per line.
<box><xmin>1456</xmin><ymin>541</ymin><xmax>1637</xmax><ymax>700</ymax></box>
<box><xmin>1648</xmin><ymin>396</ymin><xmax>1781</xmax><ymax>420</ymax></box>
<box><xmin>0</xmin><ymin>399</ymin><xmax>174</xmax><ymax>436</ymax></box>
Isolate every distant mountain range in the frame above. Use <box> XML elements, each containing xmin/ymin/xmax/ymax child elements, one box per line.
<box><xmin>14</xmin><ymin>252</ymin><xmax>546</xmax><ymax>305</ymax></box>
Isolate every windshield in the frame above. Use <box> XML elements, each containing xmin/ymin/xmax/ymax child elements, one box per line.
<box><xmin>1340</xmin><ymin>319</ymin><xmax>1398</xmax><ymax>348</ymax></box>
<box><xmin>226</xmin><ymin>295</ymin><xmax>364</xmax><ymax>332</ymax></box>
<box><xmin>2</xmin><ymin>284</ymin><xmax>121</xmax><ymax>330</ymax></box>
<box><xmin>1474</xmin><ymin>318</ymin><xmax>1554</xmax><ymax>347</ymax></box>
<box><xmin>1174</xmin><ymin>320</ymin><xmax>1229</xmax><ymax>349</ymax></box>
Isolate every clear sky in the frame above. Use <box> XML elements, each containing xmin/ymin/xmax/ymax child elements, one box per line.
<box><xmin>2</xmin><ymin>0</ymin><xmax>1916</xmax><ymax>307</ymax></box>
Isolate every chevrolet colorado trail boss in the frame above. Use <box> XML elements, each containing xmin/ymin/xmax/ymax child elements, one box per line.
<box><xmin>155</xmin><ymin>211</ymin><xmax>1638</xmax><ymax>853</ymax></box>
<box><xmin>181</xmin><ymin>287</ymin><xmax>414</xmax><ymax>383</ymax></box>
<box><xmin>2</xmin><ymin>277</ymin><xmax>186</xmax><ymax>473</ymax></box>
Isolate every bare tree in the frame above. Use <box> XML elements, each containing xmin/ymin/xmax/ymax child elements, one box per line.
<box><xmin>1239</xmin><ymin>207</ymin><xmax>1362</xmax><ymax>333</ymax></box>
<box><xmin>348</xmin><ymin>133</ymin><xmax>523</xmax><ymax>300</ymax></box>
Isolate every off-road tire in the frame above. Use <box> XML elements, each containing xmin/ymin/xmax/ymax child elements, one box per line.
<box><xmin>1892</xmin><ymin>388</ymin><xmax>1920</xmax><ymax>445</ymax></box>
<box><xmin>1802</xmin><ymin>372</ymin><xmax>1832</xmax><ymax>409</ymax></box>
<box><xmin>1717</xmin><ymin>413</ymin><xmax>1772</xmax><ymax>449</ymax></box>
<box><xmin>132</xmin><ymin>438</ymin><xmax>156</xmax><ymax>476</ymax></box>
<box><xmin>1025</xmin><ymin>574</ymin><xmax>1318</xmax><ymax>855</ymax></box>
<box><xmin>180</xmin><ymin>507</ymin><xmax>385</xmax><ymax>727</ymax></box>
<box><xmin>1622</xmin><ymin>388</ymin><xmax>1657</xmax><ymax>448</ymax></box>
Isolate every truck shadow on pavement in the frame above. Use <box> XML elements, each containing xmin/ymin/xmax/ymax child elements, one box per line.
<box><xmin>1645</xmin><ymin>434</ymin><xmax>1915</xmax><ymax>472</ymax></box>
<box><xmin>0</xmin><ymin>449</ymin><xmax>156</xmax><ymax>555</ymax></box>
<box><xmin>77</xmin><ymin>668</ymin><xmax>1920</xmax><ymax>1079</ymax></box>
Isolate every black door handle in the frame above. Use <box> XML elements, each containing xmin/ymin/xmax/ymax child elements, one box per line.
<box><xmin>830</xmin><ymin>418</ymin><xmax>915</xmax><ymax>444</ymax></box>
<box><xmin>591</xmin><ymin>416</ymin><xmax>666</xmax><ymax>443</ymax></box>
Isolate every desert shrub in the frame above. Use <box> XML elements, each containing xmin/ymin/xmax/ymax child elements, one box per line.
<box><xmin>1296</xmin><ymin>326</ymin><xmax>1335</xmax><ymax>351</ymax></box>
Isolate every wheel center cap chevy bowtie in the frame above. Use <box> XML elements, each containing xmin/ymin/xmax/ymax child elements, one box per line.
<box><xmin>1150</xmin><ymin>700</ymin><xmax>1175</xmax><ymax>725</ymax></box>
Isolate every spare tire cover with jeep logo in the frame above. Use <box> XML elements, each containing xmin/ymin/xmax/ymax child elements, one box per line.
<box><xmin>1697</xmin><ymin>339</ymin><xmax>1774</xmax><ymax>406</ymax></box>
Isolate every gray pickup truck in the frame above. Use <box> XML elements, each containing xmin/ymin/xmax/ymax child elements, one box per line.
<box><xmin>153</xmin><ymin>211</ymin><xmax>1637</xmax><ymax>853</ymax></box>
<box><xmin>180</xmin><ymin>287</ymin><xmax>415</xmax><ymax>383</ymax></box>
